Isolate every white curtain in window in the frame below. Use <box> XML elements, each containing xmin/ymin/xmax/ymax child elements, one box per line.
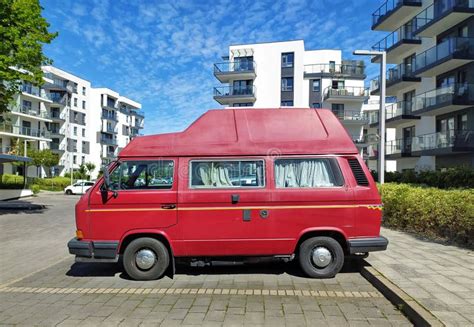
<box><xmin>198</xmin><ymin>163</ymin><xmax>233</xmax><ymax>187</ymax></box>
<box><xmin>275</xmin><ymin>159</ymin><xmax>334</xmax><ymax>188</ymax></box>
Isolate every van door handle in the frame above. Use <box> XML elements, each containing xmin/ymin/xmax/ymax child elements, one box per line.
<box><xmin>231</xmin><ymin>194</ymin><xmax>240</xmax><ymax>204</ymax></box>
<box><xmin>161</xmin><ymin>204</ymin><xmax>176</xmax><ymax>209</ymax></box>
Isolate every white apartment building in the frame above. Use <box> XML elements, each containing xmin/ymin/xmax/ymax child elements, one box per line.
<box><xmin>213</xmin><ymin>40</ymin><xmax>370</xmax><ymax>153</ymax></box>
<box><xmin>0</xmin><ymin>66</ymin><xmax>144</xmax><ymax>179</ymax></box>
<box><xmin>368</xmin><ymin>0</ymin><xmax>474</xmax><ymax>171</ymax></box>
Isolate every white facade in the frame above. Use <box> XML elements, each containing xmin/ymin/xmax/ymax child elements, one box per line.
<box><xmin>213</xmin><ymin>40</ymin><xmax>370</xmax><ymax>149</ymax></box>
<box><xmin>368</xmin><ymin>0</ymin><xmax>474</xmax><ymax>171</ymax></box>
<box><xmin>0</xmin><ymin>66</ymin><xmax>144</xmax><ymax>179</ymax></box>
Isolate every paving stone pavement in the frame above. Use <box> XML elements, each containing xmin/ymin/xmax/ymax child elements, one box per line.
<box><xmin>0</xmin><ymin>259</ymin><xmax>410</xmax><ymax>326</ymax></box>
<box><xmin>367</xmin><ymin>228</ymin><xmax>474</xmax><ymax>327</ymax></box>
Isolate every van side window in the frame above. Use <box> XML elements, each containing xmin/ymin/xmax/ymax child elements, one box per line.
<box><xmin>109</xmin><ymin>160</ymin><xmax>174</xmax><ymax>190</ymax></box>
<box><xmin>274</xmin><ymin>158</ymin><xmax>343</xmax><ymax>188</ymax></box>
<box><xmin>190</xmin><ymin>160</ymin><xmax>264</xmax><ymax>188</ymax></box>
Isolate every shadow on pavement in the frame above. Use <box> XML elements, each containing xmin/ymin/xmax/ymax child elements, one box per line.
<box><xmin>0</xmin><ymin>200</ymin><xmax>47</xmax><ymax>215</ymax></box>
<box><xmin>66</xmin><ymin>257</ymin><xmax>363</xmax><ymax>280</ymax></box>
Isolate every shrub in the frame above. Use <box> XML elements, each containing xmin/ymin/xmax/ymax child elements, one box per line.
<box><xmin>33</xmin><ymin>177</ymin><xmax>71</xmax><ymax>191</ymax></box>
<box><xmin>0</xmin><ymin>173</ymin><xmax>24</xmax><ymax>189</ymax></box>
<box><xmin>379</xmin><ymin>183</ymin><xmax>474</xmax><ymax>248</ymax></box>
<box><xmin>31</xmin><ymin>184</ymin><xmax>40</xmax><ymax>194</ymax></box>
<box><xmin>371</xmin><ymin>166</ymin><xmax>474</xmax><ymax>189</ymax></box>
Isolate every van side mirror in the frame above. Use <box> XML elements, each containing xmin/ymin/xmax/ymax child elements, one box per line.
<box><xmin>101</xmin><ymin>165</ymin><xmax>118</xmax><ymax>199</ymax></box>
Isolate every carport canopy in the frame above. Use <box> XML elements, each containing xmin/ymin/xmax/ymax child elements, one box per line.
<box><xmin>0</xmin><ymin>154</ymin><xmax>32</xmax><ymax>163</ymax></box>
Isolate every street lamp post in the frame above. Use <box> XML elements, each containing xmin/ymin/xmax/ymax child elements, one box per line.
<box><xmin>353</xmin><ymin>50</ymin><xmax>386</xmax><ymax>184</ymax></box>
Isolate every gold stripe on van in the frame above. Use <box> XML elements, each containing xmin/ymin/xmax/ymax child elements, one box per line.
<box><xmin>85</xmin><ymin>204</ymin><xmax>383</xmax><ymax>213</ymax></box>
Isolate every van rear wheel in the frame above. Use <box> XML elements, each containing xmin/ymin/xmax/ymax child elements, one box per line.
<box><xmin>123</xmin><ymin>238</ymin><xmax>169</xmax><ymax>280</ymax></box>
<box><xmin>298</xmin><ymin>236</ymin><xmax>344</xmax><ymax>278</ymax></box>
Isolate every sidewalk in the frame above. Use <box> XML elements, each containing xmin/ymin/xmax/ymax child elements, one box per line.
<box><xmin>367</xmin><ymin>227</ymin><xmax>474</xmax><ymax>326</ymax></box>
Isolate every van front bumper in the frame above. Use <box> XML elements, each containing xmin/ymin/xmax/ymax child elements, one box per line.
<box><xmin>347</xmin><ymin>236</ymin><xmax>388</xmax><ymax>254</ymax></box>
<box><xmin>67</xmin><ymin>238</ymin><xmax>119</xmax><ymax>262</ymax></box>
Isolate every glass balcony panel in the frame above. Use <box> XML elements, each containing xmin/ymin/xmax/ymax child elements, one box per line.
<box><xmin>415</xmin><ymin>37</ymin><xmax>474</xmax><ymax>72</ymax></box>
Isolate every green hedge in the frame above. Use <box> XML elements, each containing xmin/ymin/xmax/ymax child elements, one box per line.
<box><xmin>0</xmin><ymin>174</ymin><xmax>72</xmax><ymax>191</ymax></box>
<box><xmin>380</xmin><ymin>183</ymin><xmax>474</xmax><ymax>248</ymax></box>
<box><xmin>372</xmin><ymin>166</ymin><xmax>474</xmax><ymax>189</ymax></box>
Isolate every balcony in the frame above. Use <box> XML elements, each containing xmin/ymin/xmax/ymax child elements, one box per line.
<box><xmin>304</xmin><ymin>63</ymin><xmax>366</xmax><ymax>79</ymax></box>
<box><xmin>411</xmin><ymin>83</ymin><xmax>474</xmax><ymax>116</ymax></box>
<box><xmin>214</xmin><ymin>61</ymin><xmax>256</xmax><ymax>83</ymax></box>
<box><xmin>213</xmin><ymin>85</ymin><xmax>256</xmax><ymax>105</ymax></box>
<box><xmin>365</xmin><ymin>111</ymin><xmax>380</xmax><ymax>127</ymax></box>
<box><xmin>49</xmin><ymin>129</ymin><xmax>64</xmax><ymax>137</ymax></box>
<box><xmin>102</xmin><ymin>126</ymin><xmax>117</xmax><ymax>134</ymax></box>
<box><xmin>101</xmin><ymin>113</ymin><xmax>118</xmax><ymax>121</ymax></box>
<box><xmin>385</xmin><ymin>101</ymin><xmax>421</xmax><ymax>127</ymax></box>
<box><xmin>412</xmin><ymin>130</ymin><xmax>474</xmax><ymax>156</ymax></box>
<box><xmin>50</xmin><ymin>111</ymin><xmax>65</xmax><ymax>121</ymax></box>
<box><xmin>100</xmin><ymin>136</ymin><xmax>118</xmax><ymax>145</ymax></box>
<box><xmin>370</xmin><ymin>63</ymin><xmax>421</xmax><ymax>96</ymax></box>
<box><xmin>385</xmin><ymin>138</ymin><xmax>419</xmax><ymax>159</ymax></box>
<box><xmin>50</xmin><ymin>143</ymin><xmax>65</xmax><ymax>152</ymax></box>
<box><xmin>10</xmin><ymin>105</ymin><xmax>51</xmax><ymax>121</ymax></box>
<box><xmin>371</xmin><ymin>23</ymin><xmax>422</xmax><ymax>64</ymax></box>
<box><xmin>372</xmin><ymin>0</ymin><xmax>422</xmax><ymax>31</ymax></box>
<box><xmin>413</xmin><ymin>37</ymin><xmax>474</xmax><ymax>77</ymax></box>
<box><xmin>47</xmin><ymin>93</ymin><xmax>69</xmax><ymax>106</ymax></box>
<box><xmin>413</xmin><ymin>0</ymin><xmax>474</xmax><ymax>37</ymax></box>
<box><xmin>0</xmin><ymin>123</ymin><xmax>51</xmax><ymax>140</ymax></box>
<box><xmin>21</xmin><ymin>84</ymin><xmax>51</xmax><ymax>102</ymax></box>
<box><xmin>331</xmin><ymin>109</ymin><xmax>368</xmax><ymax>124</ymax></box>
<box><xmin>323</xmin><ymin>87</ymin><xmax>369</xmax><ymax>103</ymax></box>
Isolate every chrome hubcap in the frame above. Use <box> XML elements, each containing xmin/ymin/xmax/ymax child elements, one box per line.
<box><xmin>311</xmin><ymin>247</ymin><xmax>332</xmax><ymax>268</ymax></box>
<box><xmin>135</xmin><ymin>249</ymin><xmax>156</xmax><ymax>270</ymax></box>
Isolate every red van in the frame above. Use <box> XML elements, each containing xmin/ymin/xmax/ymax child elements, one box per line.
<box><xmin>68</xmin><ymin>109</ymin><xmax>387</xmax><ymax>280</ymax></box>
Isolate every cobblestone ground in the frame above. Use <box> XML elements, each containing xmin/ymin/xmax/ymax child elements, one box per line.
<box><xmin>0</xmin><ymin>193</ymin><xmax>411</xmax><ymax>326</ymax></box>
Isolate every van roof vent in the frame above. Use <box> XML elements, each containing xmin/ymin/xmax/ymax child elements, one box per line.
<box><xmin>348</xmin><ymin>158</ymin><xmax>369</xmax><ymax>186</ymax></box>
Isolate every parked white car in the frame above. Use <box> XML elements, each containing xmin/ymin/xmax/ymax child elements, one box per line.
<box><xmin>64</xmin><ymin>181</ymin><xmax>95</xmax><ymax>195</ymax></box>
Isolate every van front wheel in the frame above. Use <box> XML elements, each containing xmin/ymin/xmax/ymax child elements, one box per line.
<box><xmin>123</xmin><ymin>237</ymin><xmax>169</xmax><ymax>281</ymax></box>
<box><xmin>298</xmin><ymin>236</ymin><xmax>344</xmax><ymax>278</ymax></box>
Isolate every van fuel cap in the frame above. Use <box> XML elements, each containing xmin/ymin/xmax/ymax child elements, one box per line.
<box><xmin>260</xmin><ymin>210</ymin><xmax>269</xmax><ymax>218</ymax></box>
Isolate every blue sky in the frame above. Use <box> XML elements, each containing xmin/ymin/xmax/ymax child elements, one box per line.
<box><xmin>40</xmin><ymin>0</ymin><xmax>385</xmax><ymax>135</ymax></box>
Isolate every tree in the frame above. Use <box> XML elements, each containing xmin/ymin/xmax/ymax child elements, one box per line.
<box><xmin>28</xmin><ymin>149</ymin><xmax>59</xmax><ymax>177</ymax></box>
<box><xmin>85</xmin><ymin>162</ymin><xmax>96</xmax><ymax>180</ymax></box>
<box><xmin>0</xmin><ymin>0</ymin><xmax>57</xmax><ymax>113</ymax></box>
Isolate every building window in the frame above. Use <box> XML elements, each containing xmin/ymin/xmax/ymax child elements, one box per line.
<box><xmin>332</xmin><ymin>80</ymin><xmax>344</xmax><ymax>89</ymax></box>
<box><xmin>73</xmin><ymin>98</ymin><xmax>77</xmax><ymax>107</ymax></box>
<box><xmin>281</xmin><ymin>52</ymin><xmax>294</xmax><ymax>68</ymax></box>
<box><xmin>331</xmin><ymin>104</ymin><xmax>344</xmax><ymax>119</ymax></box>
<box><xmin>73</xmin><ymin>126</ymin><xmax>77</xmax><ymax>136</ymax></box>
<box><xmin>81</xmin><ymin>156</ymin><xmax>85</xmax><ymax>164</ymax></box>
<box><xmin>232</xmin><ymin>103</ymin><xmax>253</xmax><ymax>107</ymax></box>
<box><xmin>82</xmin><ymin>128</ymin><xmax>85</xmax><ymax>137</ymax></box>
<box><xmin>190</xmin><ymin>160</ymin><xmax>264</xmax><ymax>188</ymax></box>
<box><xmin>312</xmin><ymin>103</ymin><xmax>321</xmax><ymax>108</ymax></box>
<box><xmin>82</xmin><ymin>87</ymin><xmax>86</xmax><ymax>96</ymax></box>
<box><xmin>281</xmin><ymin>77</ymin><xmax>294</xmax><ymax>91</ymax></box>
<box><xmin>281</xmin><ymin>101</ymin><xmax>294</xmax><ymax>107</ymax></box>
<box><xmin>312</xmin><ymin>79</ymin><xmax>321</xmax><ymax>92</ymax></box>
<box><xmin>73</xmin><ymin>155</ymin><xmax>77</xmax><ymax>164</ymax></box>
<box><xmin>459</xmin><ymin>114</ymin><xmax>467</xmax><ymax>131</ymax></box>
<box><xmin>82</xmin><ymin>100</ymin><xmax>86</xmax><ymax>109</ymax></box>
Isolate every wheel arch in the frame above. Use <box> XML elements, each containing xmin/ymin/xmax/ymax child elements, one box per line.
<box><xmin>295</xmin><ymin>228</ymin><xmax>349</xmax><ymax>255</ymax></box>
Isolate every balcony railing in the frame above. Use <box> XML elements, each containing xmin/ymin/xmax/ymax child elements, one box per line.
<box><xmin>324</xmin><ymin>86</ymin><xmax>368</xmax><ymax>100</ymax></box>
<box><xmin>372</xmin><ymin>23</ymin><xmax>421</xmax><ymax>51</ymax></box>
<box><xmin>331</xmin><ymin>109</ymin><xmax>367</xmax><ymax>121</ymax></box>
<box><xmin>50</xmin><ymin>111</ymin><xmax>65</xmax><ymax>120</ymax></box>
<box><xmin>414</xmin><ymin>37</ymin><xmax>474</xmax><ymax>72</ymax></box>
<box><xmin>386</xmin><ymin>138</ymin><xmax>414</xmax><ymax>156</ymax></box>
<box><xmin>100</xmin><ymin>137</ymin><xmax>117</xmax><ymax>145</ymax></box>
<box><xmin>304</xmin><ymin>63</ymin><xmax>365</xmax><ymax>76</ymax></box>
<box><xmin>414</xmin><ymin>0</ymin><xmax>474</xmax><ymax>32</ymax></box>
<box><xmin>50</xmin><ymin>143</ymin><xmax>65</xmax><ymax>151</ymax></box>
<box><xmin>101</xmin><ymin>113</ymin><xmax>118</xmax><ymax>121</ymax></box>
<box><xmin>412</xmin><ymin>129</ymin><xmax>474</xmax><ymax>152</ymax></box>
<box><xmin>411</xmin><ymin>83</ymin><xmax>474</xmax><ymax>113</ymax></box>
<box><xmin>373</xmin><ymin>0</ymin><xmax>422</xmax><ymax>26</ymax></box>
<box><xmin>385</xmin><ymin>101</ymin><xmax>420</xmax><ymax>119</ymax></box>
<box><xmin>0</xmin><ymin>123</ymin><xmax>50</xmax><ymax>138</ymax></box>
<box><xmin>213</xmin><ymin>85</ymin><xmax>255</xmax><ymax>97</ymax></box>
<box><xmin>214</xmin><ymin>60</ymin><xmax>255</xmax><ymax>73</ymax></box>
<box><xmin>371</xmin><ymin>63</ymin><xmax>417</xmax><ymax>91</ymax></box>
<box><xmin>47</xmin><ymin>93</ymin><xmax>69</xmax><ymax>105</ymax></box>
<box><xmin>11</xmin><ymin>105</ymin><xmax>51</xmax><ymax>119</ymax></box>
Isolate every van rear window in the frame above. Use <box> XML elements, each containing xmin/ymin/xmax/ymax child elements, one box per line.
<box><xmin>274</xmin><ymin>158</ymin><xmax>343</xmax><ymax>188</ymax></box>
<box><xmin>190</xmin><ymin>160</ymin><xmax>264</xmax><ymax>188</ymax></box>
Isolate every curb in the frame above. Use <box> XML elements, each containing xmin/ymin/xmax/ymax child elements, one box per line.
<box><xmin>360</xmin><ymin>264</ymin><xmax>444</xmax><ymax>327</ymax></box>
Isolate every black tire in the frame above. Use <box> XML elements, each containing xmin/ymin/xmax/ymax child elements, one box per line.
<box><xmin>298</xmin><ymin>236</ymin><xmax>344</xmax><ymax>278</ymax></box>
<box><xmin>65</xmin><ymin>189</ymin><xmax>73</xmax><ymax>195</ymax></box>
<box><xmin>123</xmin><ymin>237</ymin><xmax>169</xmax><ymax>281</ymax></box>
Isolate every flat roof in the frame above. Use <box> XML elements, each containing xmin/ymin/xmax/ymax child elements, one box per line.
<box><xmin>0</xmin><ymin>154</ymin><xmax>32</xmax><ymax>164</ymax></box>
